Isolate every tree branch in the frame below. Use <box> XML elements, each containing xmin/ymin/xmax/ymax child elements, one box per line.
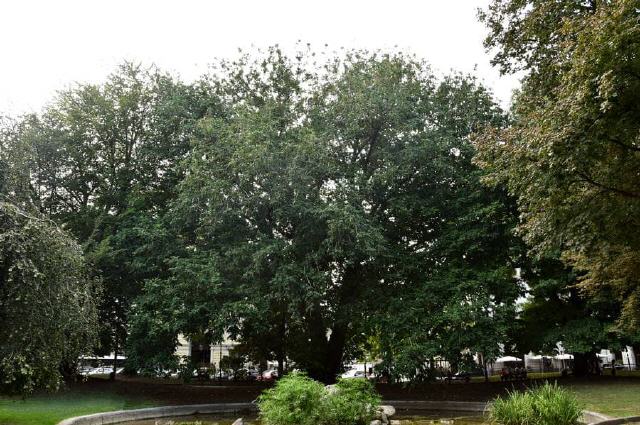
<box><xmin>576</xmin><ymin>171</ymin><xmax>640</xmax><ymax>199</ymax></box>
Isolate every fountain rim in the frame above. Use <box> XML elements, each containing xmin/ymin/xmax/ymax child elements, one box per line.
<box><xmin>56</xmin><ymin>401</ymin><xmax>628</xmax><ymax>425</ymax></box>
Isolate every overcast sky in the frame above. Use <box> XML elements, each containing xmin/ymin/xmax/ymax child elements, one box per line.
<box><xmin>0</xmin><ymin>0</ymin><xmax>521</xmax><ymax>115</ymax></box>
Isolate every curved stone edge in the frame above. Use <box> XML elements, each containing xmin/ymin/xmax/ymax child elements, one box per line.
<box><xmin>59</xmin><ymin>400</ymin><xmax>488</xmax><ymax>425</ymax></box>
<box><xmin>57</xmin><ymin>402</ymin><xmax>256</xmax><ymax>425</ymax></box>
<box><xmin>583</xmin><ymin>410</ymin><xmax>614</xmax><ymax>424</ymax></box>
<box><xmin>388</xmin><ymin>401</ymin><xmax>634</xmax><ymax>425</ymax></box>
<box><xmin>57</xmin><ymin>400</ymin><xmax>636</xmax><ymax>425</ymax></box>
<box><xmin>586</xmin><ymin>414</ymin><xmax>640</xmax><ymax>425</ymax></box>
<box><xmin>387</xmin><ymin>400</ymin><xmax>489</xmax><ymax>412</ymax></box>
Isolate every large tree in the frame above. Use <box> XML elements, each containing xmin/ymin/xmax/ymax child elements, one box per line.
<box><xmin>476</xmin><ymin>0</ymin><xmax>640</xmax><ymax>342</ymax></box>
<box><xmin>1</xmin><ymin>63</ymin><xmax>216</xmax><ymax>373</ymax></box>
<box><xmin>137</xmin><ymin>48</ymin><xmax>521</xmax><ymax>382</ymax></box>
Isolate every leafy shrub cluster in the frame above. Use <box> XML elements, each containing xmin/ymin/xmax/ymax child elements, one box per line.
<box><xmin>489</xmin><ymin>382</ymin><xmax>583</xmax><ymax>425</ymax></box>
<box><xmin>0</xmin><ymin>203</ymin><xmax>99</xmax><ymax>395</ymax></box>
<box><xmin>258</xmin><ymin>372</ymin><xmax>380</xmax><ymax>425</ymax></box>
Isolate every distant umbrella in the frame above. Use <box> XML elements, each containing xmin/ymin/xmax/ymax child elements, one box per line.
<box><xmin>495</xmin><ymin>356</ymin><xmax>522</xmax><ymax>362</ymax></box>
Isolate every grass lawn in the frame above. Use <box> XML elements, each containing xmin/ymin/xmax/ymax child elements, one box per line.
<box><xmin>617</xmin><ymin>370</ymin><xmax>640</xmax><ymax>378</ymax></box>
<box><xmin>0</xmin><ymin>389</ymin><xmax>153</xmax><ymax>425</ymax></box>
<box><xmin>567</xmin><ymin>379</ymin><xmax>640</xmax><ymax>418</ymax></box>
<box><xmin>470</xmin><ymin>371</ymin><xmax>562</xmax><ymax>383</ymax></box>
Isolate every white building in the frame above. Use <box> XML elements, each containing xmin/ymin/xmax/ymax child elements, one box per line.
<box><xmin>175</xmin><ymin>334</ymin><xmax>238</xmax><ymax>370</ymax></box>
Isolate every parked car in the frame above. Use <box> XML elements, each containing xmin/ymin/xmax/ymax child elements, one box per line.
<box><xmin>448</xmin><ymin>368</ymin><xmax>486</xmax><ymax>382</ymax></box>
<box><xmin>88</xmin><ymin>366</ymin><xmax>124</xmax><ymax>376</ymax></box>
<box><xmin>246</xmin><ymin>369</ymin><xmax>260</xmax><ymax>381</ymax></box>
<box><xmin>211</xmin><ymin>370</ymin><xmax>230</xmax><ymax>381</ymax></box>
<box><xmin>341</xmin><ymin>369</ymin><xmax>367</xmax><ymax>379</ymax></box>
<box><xmin>258</xmin><ymin>369</ymin><xmax>278</xmax><ymax>382</ymax></box>
<box><xmin>78</xmin><ymin>366</ymin><xmax>95</xmax><ymax>376</ymax></box>
<box><xmin>151</xmin><ymin>368</ymin><xmax>174</xmax><ymax>378</ymax></box>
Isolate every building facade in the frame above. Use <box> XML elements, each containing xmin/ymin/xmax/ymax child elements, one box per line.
<box><xmin>176</xmin><ymin>334</ymin><xmax>238</xmax><ymax>369</ymax></box>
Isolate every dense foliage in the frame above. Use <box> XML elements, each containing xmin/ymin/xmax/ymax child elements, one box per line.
<box><xmin>0</xmin><ymin>202</ymin><xmax>99</xmax><ymax>394</ymax></box>
<box><xmin>258</xmin><ymin>373</ymin><xmax>380</xmax><ymax>425</ymax></box>
<box><xmin>6</xmin><ymin>25</ymin><xmax>634</xmax><ymax>386</ymax></box>
<box><xmin>489</xmin><ymin>382</ymin><xmax>583</xmax><ymax>425</ymax></box>
<box><xmin>1</xmin><ymin>48</ymin><xmax>529</xmax><ymax>383</ymax></box>
<box><xmin>477</xmin><ymin>0</ymin><xmax>640</xmax><ymax>342</ymax></box>
<box><xmin>507</xmin><ymin>256</ymin><xmax>622</xmax><ymax>375</ymax></box>
<box><xmin>322</xmin><ymin>378</ymin><xmax>381</xmax><ymax>425</ymax></box>
<box><xmin>139</xmin><ymin>48</ymin><xmax>522</xmax><ymax>382</ymax></box>
<box><xmin>0</xmin><ymin>63</ymin><xmax>214</xmax><ymax>367</ymax></box>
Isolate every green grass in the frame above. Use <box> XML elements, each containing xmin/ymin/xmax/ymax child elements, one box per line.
<box><xmin>470</xmin><ymin>372</ymin><xmax>561</xmax><ymax>383</ymax></box>
<box><xmin>567</xmin><ymin>380</ymin><xmax>640</xmax><ymax>418</ymax></box>
<box><xmin>616</xmin><ymin>370</ymin><xmax>640</xmax><ymax>378</ymax></box>
<box><xmin>0</xmin><ymin>390</ymin><xmax>153</xmax><ymax>425</ymax></box>
<box><xmin>472</xmin><ymin>374</ymin><xmax>640</xmax><ymax>419</ymax></box>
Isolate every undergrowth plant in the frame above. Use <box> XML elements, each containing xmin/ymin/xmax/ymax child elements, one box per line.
<box><xmin>258</xmin><ymin>372</ymin><xmax>380</xmax><ymax>425</ymax></box>
<box><xmin>489</xmin><ymin>382</ymin><xmax>582</xmax><ymax>425</ymax></box>
<box><xmin>323</xmin><ymin>378</ymin><xmax>381</xmax><ymax>425</ymax></box>
<box><xmin>258</xmin><ymin>372</ymin><xmax>326</xmax><ymax>425</ymax></box>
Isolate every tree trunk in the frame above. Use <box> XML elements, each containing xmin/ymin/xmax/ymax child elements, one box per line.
<box><xmin>304</xmin><ymin>307</ymin><xmax>331</xmax><ymax>383</ymax></box>
<box><xmin>277</xmin><ymin>353</ymin><xmax>285</xmax><ymax>378</ymax></box>
<box><xmin>111</xmin><ymin>334</ymin><xmax>118</xmax><ymax>381</ymax></box>
<box><xmin>325</xmin><ymin>324</ymin><xmax>347</xmax><ymax>384</ymax></box>
<box><xmin>302</xmin><ymin>264</ymin><xmax>362</xmax><ymax>384</ymax></box>
<box><xmin>277</xmin><ymin>312</ymin><xmax>286</xmax><ymax>378</ymax></box>
<box><xmin>573</xmin><ymin>352</ymin><xmax>599</xmax><ymax>377</ymax></box>
<box><xmin>573</xmin><ymin>353</ymin><xmax>588</xmax><ymax>377</ymax></box>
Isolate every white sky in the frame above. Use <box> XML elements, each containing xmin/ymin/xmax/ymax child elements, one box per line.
<box><xmin>0</xmin><ymin>0</ymin><xmax>521</xmax><ymax>115</ymax></box>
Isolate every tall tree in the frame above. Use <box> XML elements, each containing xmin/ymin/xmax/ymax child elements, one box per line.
<box><xmin>2</xmin><ymin>63</ymin><xmax>216</xmax><ymax>373</ymax></box>
<box><xmin>146</xmin><ymin>48</ymin><xmax>520</xmax><ymax>382</ymax></box>
<box><xmin>476</xmin><ymin>0</ymin><xmax>640</xmax><ymax>342</ymax></box>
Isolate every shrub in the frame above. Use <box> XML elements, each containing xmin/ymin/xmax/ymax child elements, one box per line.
<box><xmin>0</xmin><ymin>203</ymin><xmax>99</xmax><ymax>395</ymax></box>
<box><xmin>258</xmin><ymin>372</ymin><xmax>326</xmax><ymax>425</ymax></box>
<box><xmin>530</xmin><ymin>382</ymin><xmax>582</xmax><ymax>425</ymax></box>
<box><xmin>258</xmin><ymin>373</ymin><xmax>381</xmax><ymax>425</ymax></box>
<box><xmin>323</xmin><ymin>378</ymin><xmax>381</xmax><ymax>425</ymax></box>
<box><xmin>489</xmin><ymin>382</ymin><xmax>582</xmax><ymax>425</ymax></box>
<box><xmin>490</xmin><ymin>390</ymin><xmax>535</xmax><ymax>425</ymax></box>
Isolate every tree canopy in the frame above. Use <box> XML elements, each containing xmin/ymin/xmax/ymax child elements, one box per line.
<box><xmin>124</xmin><ymin>48</ymin><xmax>523</xmax><ymax>382</ymax></box>
<box><xmin>476</xmin><ymin>0</ymin><xmax>640</xmax><ymax>342</ymax></box>
<box><xmin>0</xmin><ymin>63</ymin><xmax>216</xmax><ymax>365</ymax></box>
<box><xmin>4</xmin><ymin>29</ymin><xmax>635</xmax><ymax>387</ymax></box>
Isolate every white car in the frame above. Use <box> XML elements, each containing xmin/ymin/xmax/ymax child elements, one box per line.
<box><xmin>78</xmin><ymin>366</ymin><xmax>95</xmax><ymax>375</ymax></box>
<box><xmin>88</xmin><ymin>366</ymin><xmax>124</xmax><ymax>375</ymax></box>
<box><xmin>341</xmin><ymin>369</ymin><xmax>366</xmax><ymax>379</ymax></box>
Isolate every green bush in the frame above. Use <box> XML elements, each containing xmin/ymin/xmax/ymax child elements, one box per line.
<box><xmin>323</xmin><ymin>378</ymin><xmax>381</xmax><ymax>425</ymax></box>
<box><xmin>258</xmin><ymin>372</ymin><xmax>326</xmax><ymax>425</ymax></box>
<box><xmin>490</xmin><ymin>390</ymin><xmax>535</xmax><ymax>425</ymax></box>
<box><xmin>531</xmin><ymin>382</ymin><xmax>583</xmax><ymax>425</ymax></box>
<box><xmin>258</xmin><ymin>373</ymin><xmax>381</xmax><ymax>425</ymax></box>
<box><xmin>489</xmin><ymin>382</ymin><xmax>583</xmax><ymax>425</ymax></box>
